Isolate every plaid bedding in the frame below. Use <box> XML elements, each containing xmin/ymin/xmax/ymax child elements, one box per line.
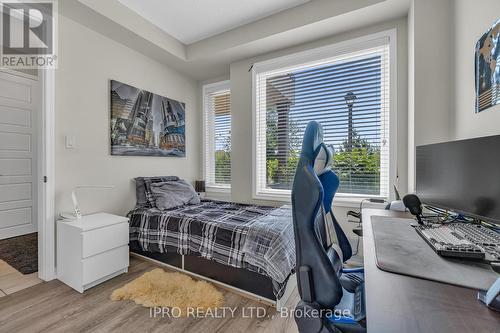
<box><xmin>128</xmin><ymin>200</ymin><xmax>296</xmax><ymax>298</ymax></box>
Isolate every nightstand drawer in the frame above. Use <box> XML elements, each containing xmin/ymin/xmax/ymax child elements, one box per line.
<box><xmin>82</xmin><ymin>245</ymin><xmax>129</xmax><ymax>285</ymax></box>
<box><xmin>82</xmin><ymin>222</ymin><xmax>128</xmax><ymax>258</ymax></box>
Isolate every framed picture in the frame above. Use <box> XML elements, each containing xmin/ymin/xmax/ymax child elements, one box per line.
<box><xmin>475</xmin><ymin>19</ymin><xmax>500</xmax><ymax>113</ymax></box>
<box><xmin>110</xmin><ymin>80</ymin><xmax>186</xmax><ymax>157</ymax></box>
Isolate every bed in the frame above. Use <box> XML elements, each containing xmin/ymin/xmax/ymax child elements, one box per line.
<box><xmin>128</xmin><ymin>199</ymin><xmax>296</xmax><ymax>307</ymax></box>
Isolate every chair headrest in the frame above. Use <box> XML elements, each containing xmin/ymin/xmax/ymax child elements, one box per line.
<box><xmin>301</xmin><ymin>121</ymin><xmax>333</xmax><ymax>176</ymax></box>
<box><xmin>314</xmin><ymin>143</ymin><xmax>333</xmax><ymax>176</ymax></box>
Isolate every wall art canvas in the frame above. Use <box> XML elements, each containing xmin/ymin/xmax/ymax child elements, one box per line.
<box><xmin>110</xmin><ymin>80</ymin><xmax>185</xmax><ymax>157</ymax></box>
<box><xmin>475</xmin><ymin>19</ymin><xmax>500</xmax><ymax>113</ymax></box>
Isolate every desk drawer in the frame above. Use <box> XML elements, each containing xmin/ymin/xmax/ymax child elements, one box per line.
<box><xmin>82</xmin><ymin>222</ymin><xmax>128</xmax><ymax>258</ymax></box>
<box><xmin>82</xmin><ymin>245</ymin><xmax>129</xmax><ymax>285</ymax></box>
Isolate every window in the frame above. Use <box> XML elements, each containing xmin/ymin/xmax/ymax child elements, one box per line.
<box><xmin>253</xmin><ymin>33</ymin><xmax>394</xmax><ymax>200</ymax></box>
<box><xmin>203</xmin><ymin>81</ymin><xmax>231</xmax><ymax>189</ymax></box>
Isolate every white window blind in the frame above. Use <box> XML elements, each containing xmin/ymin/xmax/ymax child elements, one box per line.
<box><xmin>254</xmin><ymin>40</ymin><xmax>391</xmax><ymax>200</ymax></box>
<box><xmin>203</xmin><ymin>82</ymin><xmax>231</xmax><ymax>188</ymax></box>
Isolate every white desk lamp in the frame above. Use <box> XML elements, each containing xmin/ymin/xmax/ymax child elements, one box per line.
<box><xmin>60</xmin><ymin>185</ymin><xmax>114</xmax><ymax>221</ymax></box>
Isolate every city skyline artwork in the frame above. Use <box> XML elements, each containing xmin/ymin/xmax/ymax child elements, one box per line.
<box><xmin>110</xmin><ymin>80</ymin><xmax>186</xmax><ymax>157</ymax></box>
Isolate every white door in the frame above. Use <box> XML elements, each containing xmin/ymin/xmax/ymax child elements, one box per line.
<box><xmin>0</xmin><ymin>70</ymin><xmax>39</xmax><ymax>240</ymax></box>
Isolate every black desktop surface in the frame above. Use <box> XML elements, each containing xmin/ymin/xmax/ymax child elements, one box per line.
<box><xmin>416</xmin><ymin>135</ymin><xmax>500</xmax><ymax>224</ymax></box>
<box><xmin>362</xmin><ymin>209</ymin><xmax>500</xmax><ymax>333</ymax></box>
<box><xmin>371</xmin><ymin>216</ymin><xmax>498</xmax><ymax>290</ymax></box>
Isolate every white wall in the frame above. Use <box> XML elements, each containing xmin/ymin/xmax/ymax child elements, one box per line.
<box><xmin>407</xmin><ymin>0</ymin><xmax>415</xmax><ymax>193</ymax></box>
<box><xmin>407</xmin><ymin>0</ymin><xmax>454</xmax><ymax>192</ymax></box>
<box><xmin>453</xmin><ymin>0</ymin><xmax>500</xmax><ymax>139</ymax></box>
<box><xmin>55</xmin><ymin>15</ymin><xmax>199</xmax><ymax>216</ymax></box>
<box><xmin>407</xmin><ymin>0</ymin><xmax>500</xmax><ymax>192</ymax></box>
<box><xmin>413</xmin><ymin>0</ymin><xmax>454</xmax><ymax>147</ymax></box>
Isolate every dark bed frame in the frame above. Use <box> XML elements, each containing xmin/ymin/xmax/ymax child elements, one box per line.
<box><xmin>130</xmin><ymin>241</ymin><xmax>277</xmax><ymax>302</ymax></box>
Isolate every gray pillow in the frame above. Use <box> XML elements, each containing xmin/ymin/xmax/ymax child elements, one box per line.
<box><xmin>134</xmin><ymin>176</ymin><xmax>180</xmax><ymax>207</ymax></box>
<box><xmin>151</xmin><ymin>180</ymin><xmax>200</xmax><ymax>210</ymax></box>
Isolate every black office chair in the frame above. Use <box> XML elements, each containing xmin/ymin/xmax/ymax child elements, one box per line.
<box><xmin>291</xmin><ymin>121</ymin><xmax>366</xmax><ymax>333</ymax></box>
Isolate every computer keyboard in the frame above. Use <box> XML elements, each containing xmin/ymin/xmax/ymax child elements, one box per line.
<box><xmin>415</xmin><ymin>222</ymin><xmax>500</xmax><ymax>262</ymax></box>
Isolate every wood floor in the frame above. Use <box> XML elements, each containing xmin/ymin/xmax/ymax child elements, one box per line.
<box><xmin>0</xmin><ymin>259</ymin><xmax>42</xmax><ymax>296</ymax></box>
<box><xmin>0</xmin><ymin>256</ymin><xmax>300</xmax><ymax>333</ymax></box>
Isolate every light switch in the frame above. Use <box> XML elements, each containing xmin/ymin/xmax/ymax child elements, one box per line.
<box><xmin>65</xmin><ymin>135</ymin><xmax>76</xmax><ymax>149</ymax></box>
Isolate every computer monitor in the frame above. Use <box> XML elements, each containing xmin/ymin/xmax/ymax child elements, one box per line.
<box><xmin>416</xmin><ymin>135</ymin><xmax>500</xmax><ymax>225</ymax></box>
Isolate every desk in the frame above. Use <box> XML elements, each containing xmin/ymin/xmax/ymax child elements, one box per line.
<box><xmin>362</xmin><ymin>209</ymin><xmax>500</xmax><ymax>333</ymax></box>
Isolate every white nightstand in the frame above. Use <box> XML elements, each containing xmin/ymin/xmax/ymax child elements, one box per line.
<box><xmin>57</xmin><ymin>213</ymin><xmax>129</xmax><ymax>293</ymax></box>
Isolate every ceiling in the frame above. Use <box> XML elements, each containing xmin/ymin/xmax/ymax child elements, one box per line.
<box><xmin>67</xmin><ymin>0</ymin><xmax>410</xmax><ymax>80</ymax></box>
<box><xmin>117</xmin><ymin>0</ymin><xmax>310</xmax><ymax>44</ymax></box>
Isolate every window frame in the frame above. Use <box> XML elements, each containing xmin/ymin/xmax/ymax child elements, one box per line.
<box><xmin>202</xmin><ymin>80</ymin><xmax>231</xmax><ymax>193</ymax></box>
<box><xmin>251</xmin><ymin>29</ymin><xmax>397</xmax><ymax>202</ymax></box>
